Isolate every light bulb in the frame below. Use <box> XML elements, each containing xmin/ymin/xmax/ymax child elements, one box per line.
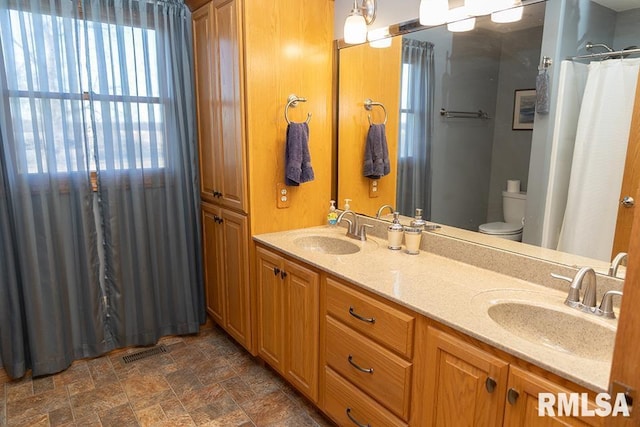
<box><xmin>466</xmin><ymin>0</ymin><xmax>514</xmax><ymax>16</ymax></box>
<box><xmin>419</xmin><ymin>0</ymin><xmax>449</xmax><ymax>26</ymax></box>
<box><xmin>491</xmin><ymin>3</ymin><xmax>524</xmax><ymax>23</ymax></box>
<box><xmin>447</xmin><ymin>7</ymin><xmax>476</xmax><ymax>32</ymax></box>
<box><xmin>368</xmin><ymin>27</ymin><xmax>392</xmax><ymax>48</ymax></box>
<box><xmin>344</xmin><ymin>12</ymin><xmax>368</xmax><ymax>44</ymax></box>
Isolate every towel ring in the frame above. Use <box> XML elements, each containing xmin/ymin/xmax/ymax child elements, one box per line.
<box><xmin>364</xmin><ymin>99</ymin><xmax>387</xmax><ymax>125</ymax></box>
<box><xmin>285</xmin><ymin>94</ymin><xmax>311</xmax><ymax>125</ymax></box>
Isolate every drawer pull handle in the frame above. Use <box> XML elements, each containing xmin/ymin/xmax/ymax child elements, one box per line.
<box><xmin>485</xmin><ymin>377</ymin><xmax>497</xmax><ymax>393</ymax></box>
<box><xmin>349</xmin><ymin>306</ymin><xmax>376</xmax><ymax>324</ymax></box>
<box><xmin>346</xmin><ymin>408</ymin><xmax>370</xmax><ymax>427</ymax></box>
<box><xmin>348</xmin><ymin>355</ymin><xmax>374</xmax><ymax>374</ymax></box>
<box><xmin>273</xmin><ymin>267</ymin><xmax>280</xmax><ymax>276</ymax></box>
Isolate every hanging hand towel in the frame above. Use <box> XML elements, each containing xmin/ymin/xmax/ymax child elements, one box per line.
<box><xmin>363</xmin><ymin>123</ymin><xmax>391</xmax><ymax>179</ymax></box>
<box><xmin>285</xmin><ymin>122</ymin><xmax>315</xmax><ymax>186</ymax></box>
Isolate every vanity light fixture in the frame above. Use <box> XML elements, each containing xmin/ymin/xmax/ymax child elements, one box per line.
<box><xmin>447</xmin><ymin>6</ymin><xmax>476</xmax><ymax>32</ymax></box>
<box><xmin>343</xmin><ymin>0</ymin><xmax>377</xmax><ymax>45</ymax></box>
<box><xmin>491</xmin><ymin>1</ymin><xmax>524</xmax><ymax>23</ymax></box>
<box><xmin>419</xmin><ymin>0</ymin><xmax>449</xmax><ymax>26</ymax></box>
<box><xmin>368</xmin><ymin>26</ymin><xmax>392</xmax><ymax>48</ymax></box>
<box><xmin>465</xmin><ymin>0</ymin><xmax>513</xmax><ymax>16</ymax></box>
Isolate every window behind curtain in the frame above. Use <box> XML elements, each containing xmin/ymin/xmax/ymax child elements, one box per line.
<box><xmin>1</xmin><ymin>5</ymin><xmax>165</xmax><ymax>175</ymax></box>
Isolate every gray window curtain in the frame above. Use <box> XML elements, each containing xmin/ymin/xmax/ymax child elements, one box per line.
<box><xmin>0</xmin><ymin>0</ymin><xmax>204</xmax><ymax>379</ymax></box>
<box><xmin>396</xmin><ymin>39</ymin><xmax>435</xmax><ymax>218</ymax></box>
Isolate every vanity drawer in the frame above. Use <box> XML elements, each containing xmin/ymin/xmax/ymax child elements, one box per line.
<box><xmin>324</xmin><ymin>367</ymin><xmax>407</xmax><ymax>427</ymax></box>
<box><xmin>325</xmin><ymin>316</ymin><xmax>413</xmax><ymax>420</ymax></box>
<box><xmin>325</xmin><ymin>277</ymin><xmax>415</xmax><ymax>358</ymax></box>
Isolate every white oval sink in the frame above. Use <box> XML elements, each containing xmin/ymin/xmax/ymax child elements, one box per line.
<box><xmin>488</xmin><ymin>302</ymin><xmax>616</xmax><ymax>361</ymax></box>
<box><xmin>293</xmin><ymin>235</ymin><xmax>361</xmax><ymax>255</ymax></box>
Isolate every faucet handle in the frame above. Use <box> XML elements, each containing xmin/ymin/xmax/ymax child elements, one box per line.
<box><xmin>598</xmin><ymin>290</ymin><xmax>623</xmax><ymax>319</ymax></box>
<box><xmin>359</xmin><ymin>224</ymin><xmax>373</xmax><ymax>241</ymax></box>
<box><xmin>551</xmin><ymin>273</ymin><xmax>580</xmax><ymax>305</ymax></box>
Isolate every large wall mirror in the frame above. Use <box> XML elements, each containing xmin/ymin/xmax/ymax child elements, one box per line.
<box><xmin>336</xmin><ymin>0</ymin><xmax>640</xmax><ymax>273</ymax></box>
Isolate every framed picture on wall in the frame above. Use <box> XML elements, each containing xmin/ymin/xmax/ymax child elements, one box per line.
<box><xmin>513</xmin><ymin>89</ymin><xmax>536</xmax><ymax>130</ymax></box>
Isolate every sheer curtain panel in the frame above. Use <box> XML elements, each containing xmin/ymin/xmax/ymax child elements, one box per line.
<box><xmin>0</xmin><ymin>0</ymin><xmax>203</xmax><ymax>379</ymax></box>
<box><xmin>396</xmin><ymin>39</ymin><xmax>435</xmax><ymax>218</ymax></box>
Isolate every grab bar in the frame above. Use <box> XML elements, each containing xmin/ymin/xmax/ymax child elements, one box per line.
<box><xmin>440</xmin><ymin>108</ymin><xmax>491</xmax><ymax>120</ymax></box>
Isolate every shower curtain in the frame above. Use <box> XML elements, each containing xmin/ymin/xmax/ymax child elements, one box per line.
<box><xmin>396</xmin><ymin>39</ymin><xmax>435</xmax><ymax>218</ymax></box>
<box><xmin>0</xmin><ymin>0</ymin><xmax>204</xmax><ymax>379</ymax></box>
<box><xmin>557</xmin><ymin>58</ymin><xmax>640</xmax><ymax>261</ymax></box>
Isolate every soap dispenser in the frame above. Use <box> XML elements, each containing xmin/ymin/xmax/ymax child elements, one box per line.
<box><xmin>387</xmin><ymin>212</ymin><xmax>403</xmax><ymax>250</ymax></box>
<box><xmin>344</xmin><ymin>198</ymin><xmax>352</xmax><ymax>211</ymax></box>
<box><xmin>410</xmin><ymin>208</ymin><xmax>427</xmax><ymax>229</ymax></box>
<box><xmin>327</xmin><ymin>200</ymin><xmax>338</xmax><ymax>226</ymax></box>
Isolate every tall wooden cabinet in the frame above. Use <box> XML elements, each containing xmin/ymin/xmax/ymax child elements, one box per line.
<box><xmin>189</xmin><ymin>0</ymin><xmax>334</xmax><ymax>355</ymax></box>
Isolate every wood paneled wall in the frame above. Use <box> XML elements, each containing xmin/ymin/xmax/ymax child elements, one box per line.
<box><xmin>337</xmin><ymin>37</ymin><xmax>402</xmax><ymax>216</ymax></box>
<box><xmin>244</xmin><ymin>0</ymin><xmax>335</xmax><ymax>235</ymax></box>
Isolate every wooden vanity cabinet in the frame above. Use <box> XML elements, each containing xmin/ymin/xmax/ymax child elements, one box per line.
<box><xmin>321</xmin><ymin>276</ymin><xmax>416</xmax><ymax>425</ymax></box>
<box><xmin>418</xmin><ymin>326</ymin><xmax>603</xmax><ymax>427</ymax></box>
<box><xmin>255</xmin><ymin>245</ymin><xmax>320</xmax><ymax>402</ymax></box>
<box><xmin>201</xmin><ymin>202</ymin><xmax>251</xmax><ymax>349</ymax></box>
<box><xmin>423</xmin><ymin>326</ymin><xmax>510</xmax><ymax>426</ymax></box>
<box><xmin>503</xmin><ymin>367</ymin><xmax>603</xmax><ymax>427</ymax></box>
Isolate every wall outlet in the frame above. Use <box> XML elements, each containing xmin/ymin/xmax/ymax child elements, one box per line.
<box><xmin>277</xmin><ymin>183</ymin><xmax>290</xmax><ymax>209</ymax></box>
<box><xmin>369</xmin><ymin>179</ymin><xmax>379</xmax><ymax>198</ymax></box>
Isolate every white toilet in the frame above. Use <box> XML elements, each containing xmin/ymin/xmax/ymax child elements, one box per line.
<box><xmin>479</xmin><ymin>191</ymin><xmax>527</xmax><ymax>241</ymax></box>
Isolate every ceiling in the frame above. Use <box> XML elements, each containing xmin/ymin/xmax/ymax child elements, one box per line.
<box><xmin>592</xmin><ymin>0</ymin><xmax>640</xmax><ymax>11</ymax></box>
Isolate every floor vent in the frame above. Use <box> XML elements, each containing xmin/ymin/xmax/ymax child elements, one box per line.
<box><xmin>121</xmin><ymin>345</ymin><xmax>168</xmax><ymax>364</ymax></box>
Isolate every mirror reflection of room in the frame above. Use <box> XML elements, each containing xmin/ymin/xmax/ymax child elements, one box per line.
<box><xmin>337</xmin><ymin>0</ymin><xmax>640</xmax><ymax>263</ymax></box>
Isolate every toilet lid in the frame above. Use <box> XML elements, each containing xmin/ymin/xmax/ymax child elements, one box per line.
<box><xmin>479</xmin><ymin>222</ymin><xmax>523</xmax><ymax>235</ymax></box>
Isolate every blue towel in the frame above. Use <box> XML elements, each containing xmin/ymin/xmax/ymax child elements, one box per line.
<box><xmin>536</xmin><ymin>70</ymin><xmax>550</xmax><ymax>114</ymax></box>
<box><xmin>363</xmin><ymin>123</ymin><xmax>390</xmax><ymax>179</ymax></box>
<box><xmin>285</xmin><ymin>122</ymin><xmax>314</xmax><ymax>186</ymax></box>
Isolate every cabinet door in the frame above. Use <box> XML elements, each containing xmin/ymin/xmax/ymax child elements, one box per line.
<box><xmin>284</xmin><ymin>259</ymin><xmax>320</xmax><ymax>402</ymax></box>
<box><xmin>503</xmin><ymin>366</ymin><xmax>603</xmax><ymax>427</ymax></box>
<box><xmin>201</xmin><ymin>203</ymin><xmax>224</xmax><ymax>324</ymax></box>
<box><xmin>424</xmin><ymin>327</ymin><xmax>509</xmax><ymax>427</ymax></box>
<box><xmin>211</xmin><ymin>0</ymin><xmax>247</xmax><ymax>213</ymax></box>
<box><xmin>220</xmin><ymin>209</ymin><xmax>251</xmax><ymax>348</ymax></box>
<box><xmin>255</xmin><ymin>246</ymin><xmax>285</xmax><ymax>372</ymax></box>
<box><xmin>192</xmin><ymin>5</ymin><xmax>217</xmax><ymax>202</ymax></box>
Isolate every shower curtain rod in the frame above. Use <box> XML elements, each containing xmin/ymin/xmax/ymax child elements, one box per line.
<box><xmin>570</xmin><ymin>47</ymin><xmax>640</xmax><ymax>61</ymax></box>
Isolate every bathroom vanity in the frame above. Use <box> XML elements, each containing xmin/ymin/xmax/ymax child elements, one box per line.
<box><xmin>253</xmin><ymin>218</ymin><xmax>621</xmax><ymax>426</ymax></box>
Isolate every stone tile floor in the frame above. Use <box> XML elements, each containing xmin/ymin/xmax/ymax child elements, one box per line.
<box><xmin>0</xmin><ymin>325</ymin><xmax>335</xmax><ymax>426</ymax></box>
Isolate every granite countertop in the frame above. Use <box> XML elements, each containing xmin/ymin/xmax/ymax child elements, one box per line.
<box><xmin>253</xmin><ymin>225</ymin><xmax>618</xmax><ymax>392</ymax></box>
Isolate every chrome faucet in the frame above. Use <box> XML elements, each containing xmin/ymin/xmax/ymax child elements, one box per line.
<box><xmin>608</xmin><ymin>252</ymin><xmax>627</xmax><ymax>278</ymax></box>
<box><xmin>375</xmin><ymin>204</ymin><xmax>394</xmax><ymax>219</ymax></box>
<box><xmin>337</xmin><ymin>210</ymin><xmax>373</xmax><ymax>241</ymax></box>
<box><xmin>552</xmin><ymin>268</ymin><xmax>625</xmax><ymax>318</ymax></box>
<box><xmin>552</xmin><ymin>267</ymin><xmax>597</xmax><ymax>311</ymax></box>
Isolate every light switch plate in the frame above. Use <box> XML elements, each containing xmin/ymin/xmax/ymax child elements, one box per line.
<box><xmin>277</xmin><ymin>183</ymin><xmax>290</xmax><ymax>209</ymax></box>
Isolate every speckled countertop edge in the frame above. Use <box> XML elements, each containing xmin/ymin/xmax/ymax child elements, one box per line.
<box><xmin>253</xmin><ymin>225</ymin><xmax>617</xmax><ymax>392</ymax></box>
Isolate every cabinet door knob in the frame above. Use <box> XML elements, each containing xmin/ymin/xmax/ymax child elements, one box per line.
<box><xmin>281</xmin><ymin>271</ymin><xmax>287</xmax><ymax>279</ymax></box>
<box><xmin>621</xmin><ymin>196</ymin><xmax>635</xmax><ymax>208</ymax></box>
<box><xmin>345</xmin><ymin>408</ymin><xmax>370</xmax><ymax>427</ymax></box>
<box><xmin>273</xmin><ymin>267</ymin><xmax>280</xmax><ymax>276</ymax></box>
<box><xmin>485</xmin><ymin>377</ymin><xmax>497</xmax><ymax>393</ymax></box>
<box><xmin>507</xmin><ymin>388</ymin><xmax>520</xmax><ymax>405</ymax></box>
<box><xmin>348</xmin><ymin>355</ymin><xmax>374</xmax><ymax>374</ymax></box>
<box><xmin>348</xmin><ymin>306</ymin><xmax>376</xmax><ymax>324</ymax></box>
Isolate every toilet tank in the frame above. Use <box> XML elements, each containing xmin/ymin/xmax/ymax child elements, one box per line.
<box><xmin>502</xmin><ymin>191</ymin><xmax>527</xmax><ymax>224</ymax></box>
